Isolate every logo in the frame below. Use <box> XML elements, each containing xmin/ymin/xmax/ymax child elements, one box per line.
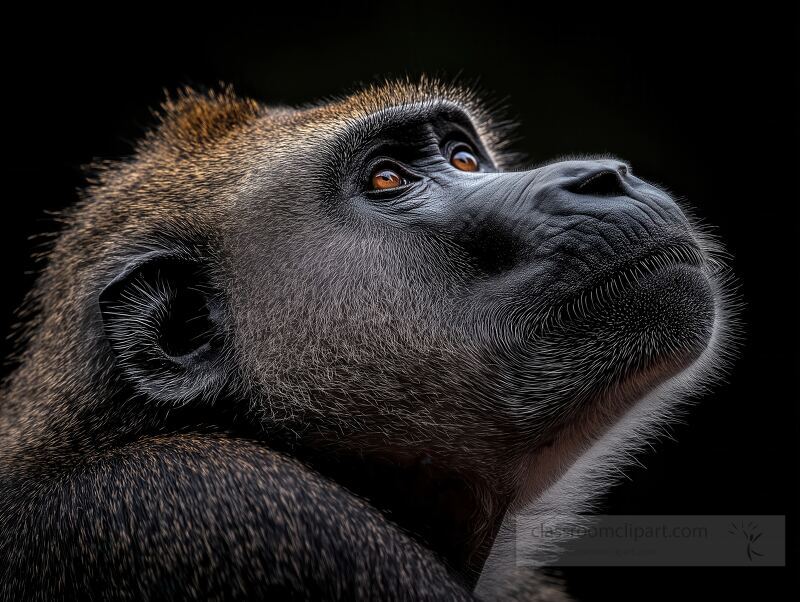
<box><xmin>728</xmin><ymin>520</ymin><xmax>764</xmax><ymax>561</ymax></box>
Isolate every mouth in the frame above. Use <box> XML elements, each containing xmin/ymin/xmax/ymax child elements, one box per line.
<box><xmin>550</xmin><ymin>241</ymin><xmax>709</xmax><ymax>323</ymax></box>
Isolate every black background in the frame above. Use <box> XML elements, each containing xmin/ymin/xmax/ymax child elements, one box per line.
<box><xmin>3</xmin><ymin>4</ymin><xmax>797</xmax><ymax>600</ymax></box>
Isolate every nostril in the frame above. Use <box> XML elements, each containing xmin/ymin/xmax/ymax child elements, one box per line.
<box><xmin>570</xmin><ymin>170</ymin><xmax>627</xmax><ymax>197</ymax></box>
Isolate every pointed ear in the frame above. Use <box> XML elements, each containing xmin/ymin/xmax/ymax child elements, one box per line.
<box><xmin>99</xmin><ymin>250</ymin><xmax>227</xmax><ymax>404</ymax></box>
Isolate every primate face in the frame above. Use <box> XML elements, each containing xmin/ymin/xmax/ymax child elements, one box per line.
<box><xmin>218</xmin><ymin>85</ymin><xmax>726</xmax><ymax>490</ymax></box>
<box><xmin>97</xmin><ymin>82</ymin><xmax>730</xmax><ymax>505</ymax></box>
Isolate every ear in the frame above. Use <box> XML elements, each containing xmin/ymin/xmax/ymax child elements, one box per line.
<box><xmin>99</xmin><ymin>250</ymin><xmax>227</xmax><ymax>404</ymax></box>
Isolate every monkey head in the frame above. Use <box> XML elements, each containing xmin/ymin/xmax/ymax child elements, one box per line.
<box><xmin>30</xmin><ymin>80</ymin><xmax>732</xmax><ymax>567</ymax></box>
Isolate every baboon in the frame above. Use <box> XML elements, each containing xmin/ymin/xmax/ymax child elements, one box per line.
<box><xmin>0</xmin><ymin>80</ymin><xmax>734</xmax><ymax>600</ymax></box>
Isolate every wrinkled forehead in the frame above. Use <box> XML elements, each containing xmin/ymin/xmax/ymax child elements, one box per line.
<box><xmin>267</xmin><ymin>82</ymin><xmax>509</xmax><ymax>165</ymax></box>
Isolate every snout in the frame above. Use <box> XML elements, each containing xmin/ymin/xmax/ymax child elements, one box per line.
<box><xmin>450</xmin><ymin>159</ymin><xmax>700</xmax><ymax>283</ymax></box>
<box><xmin>392</xmin><ymin>155</ymin><xmax>707</xmax><ymax>307</ymax></box>
<box><xmin>459</xmin><ymin>159</ymin><xmax>716</xmax><ymax>364</ymax></box>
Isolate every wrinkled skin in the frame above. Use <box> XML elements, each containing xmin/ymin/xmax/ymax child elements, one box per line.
<box><xmin>0</xmin><ymin>81</ymin><xmax>732</xmax><ymax>600</ymax></box>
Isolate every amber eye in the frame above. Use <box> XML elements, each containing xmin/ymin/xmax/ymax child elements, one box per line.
<box><xmin>371</xmin><ymin>168</ymin><xmax>406</xmax><ymax>191</ymax></box>
<box><xmin>451</xmin><ymin>147</ymin><xmax>479</xmax><ymax>172</ymax></box>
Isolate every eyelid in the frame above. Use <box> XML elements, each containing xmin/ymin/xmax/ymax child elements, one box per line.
<box><xmin>441</xmin><ymin>137</ymin><xmax>484</xmax><ymax>164</ymax></box>
<box><xmin>443</xmin><ymin>137</ymin><xmax>474</xmax><ymax>153</ymax></box>
<box><xmin>367</xmin><ymin>156</ymin><xmax>418</xmax><ymax>175</ymax></box>
<box><xmin>364</xmin><ymin>158</ymin><xmax>419</xmax><ymax>194</ymax></box>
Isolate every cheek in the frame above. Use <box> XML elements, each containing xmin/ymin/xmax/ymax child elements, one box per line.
<box><xmin>228</xmin><ymin>227</ymin><xmax>445</xmax><ymax>356</ymax></box>
<box><xmin>224</xmin><ymin>216</ymin><xmax>537</xmax><ymax>427</ymax></box>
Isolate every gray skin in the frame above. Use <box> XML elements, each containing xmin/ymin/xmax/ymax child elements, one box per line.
<box><xmin>0</xmin><ymin>82</ymin><xmax>730</xmax><ymax>600</ymax></box>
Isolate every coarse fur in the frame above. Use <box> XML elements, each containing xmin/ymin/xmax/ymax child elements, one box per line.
<box><xmin>0</xmin><ymin>78</ymin><xmax>735</xmax><ymax>601</ymax></box>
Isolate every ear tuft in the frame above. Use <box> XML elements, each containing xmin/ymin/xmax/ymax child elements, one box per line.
<box><xmin>146</xmin><ymin>85</ymin><xmax>261</xmax><ymax>154</ymax></box>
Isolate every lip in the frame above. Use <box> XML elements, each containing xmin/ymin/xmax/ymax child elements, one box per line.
<box><xmin>595</xmin><ymin>242</ymin><xmax>706</xmax><ymax>290</ymax></box>
<box><xmin>547</xmin><ymin>242</ymin><xmax>708</xmax><ymax>322</ymax></box>
<box><xmin>617</xmin><ymin>243</ymin><xmax>705</xmax><ymax>274</ymax></box>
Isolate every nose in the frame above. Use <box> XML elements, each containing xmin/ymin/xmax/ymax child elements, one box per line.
<box><xmin>566</xmin><ymin>162</ymin><xmax>629</xmax><ymax>197</ymax></box>
<box><xmin>524</xmin><ymin>158</ymin><xmax>689</xmax><ymax>229</ymax></box>
<box><xmin>540</xmin><ymin>159</ymin><xmax>631</xmax><ymax>198</ymax></box>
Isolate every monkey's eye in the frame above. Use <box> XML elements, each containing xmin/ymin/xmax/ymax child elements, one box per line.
<box><xmin>370</xmin><ymin>168</ymin><xmax>407</xmax><ymax>191</ymax></box>
<box><xmin>450</xmin><ymin>146</ymin><xmax>479</xmax><ymax>172</ymax></box>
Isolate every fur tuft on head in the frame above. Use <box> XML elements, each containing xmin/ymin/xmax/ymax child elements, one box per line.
<box><xmin>143</xmin><ymin>86</ymin><xmax>262</xmax><ymax>155</ymax></box>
